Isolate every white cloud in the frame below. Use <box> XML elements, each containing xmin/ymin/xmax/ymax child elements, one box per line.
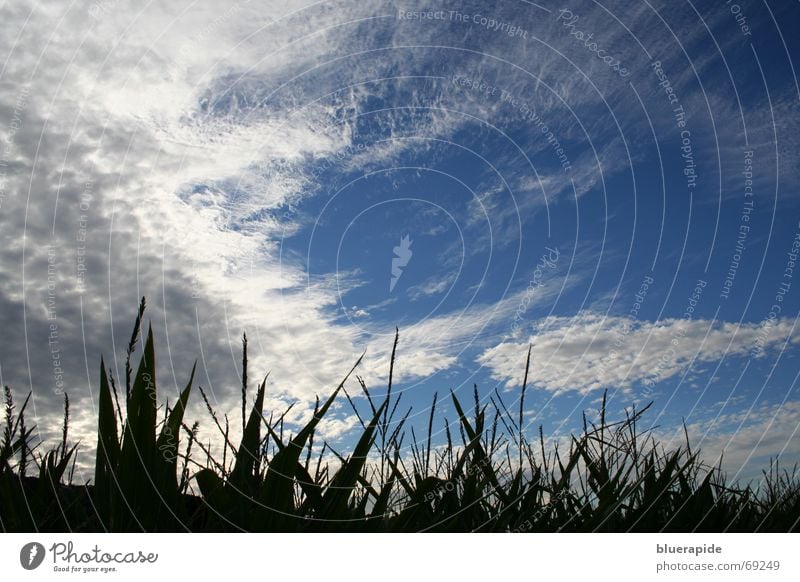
<box><xmin>407</xmin><ymin>274</ymin><xmax>453</xmax><ymax>301</ymax></box>
<box><xmin>478</xmin><ymin>313</ymin><xmax>799</xmax><ymax>394</ymax></box>
<box><xmin>656</xmin><ymin>401</ymin><xmax>800</xmax><ymax>482</ymax></box>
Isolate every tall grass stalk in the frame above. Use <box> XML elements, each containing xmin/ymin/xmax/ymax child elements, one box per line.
<box><xmin>1</xmin><ymin>301</ymin><xmax>799</xmax><ymax>532</ymax></box>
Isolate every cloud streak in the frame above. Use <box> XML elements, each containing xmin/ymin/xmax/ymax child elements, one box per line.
<box><xmin>478</xmin><ymin>313</ymin><xmax>799</xmax><ymax>394</ymax></box>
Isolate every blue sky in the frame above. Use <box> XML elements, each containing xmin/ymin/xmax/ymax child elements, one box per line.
<box><xmin>1</xmin><ymin>0</ymin><xmax>799</xmax><ymax>482</ymax></box>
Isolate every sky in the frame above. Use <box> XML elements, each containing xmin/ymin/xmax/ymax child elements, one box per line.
<box><xmin>1</xmin><ymin>0</ymin><xmax>799</xmax><ymax>484</ymax></box>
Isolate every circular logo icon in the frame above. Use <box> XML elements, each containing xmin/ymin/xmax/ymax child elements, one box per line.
<box><xmin>20</xmin><ymin>542</ymin><xmax>46</xmax><ymax>570</ymax></box>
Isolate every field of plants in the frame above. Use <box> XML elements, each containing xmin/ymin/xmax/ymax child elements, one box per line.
<box><xmin>2</xmin><ymin>299</ymin><xmax>798</xmax><ymax>532</ymax></box>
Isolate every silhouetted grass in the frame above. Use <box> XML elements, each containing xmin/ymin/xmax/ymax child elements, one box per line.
<box><xmin>1</xmin><ymin>299</ymin><xmax>798</xmax><ymax>532</ymax></box>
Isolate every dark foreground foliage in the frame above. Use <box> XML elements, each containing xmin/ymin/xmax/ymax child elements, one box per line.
<box><xmin>2</xmin><ymin>300</ymin><xmax>799</xmax><ymax>532</ymax></box>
